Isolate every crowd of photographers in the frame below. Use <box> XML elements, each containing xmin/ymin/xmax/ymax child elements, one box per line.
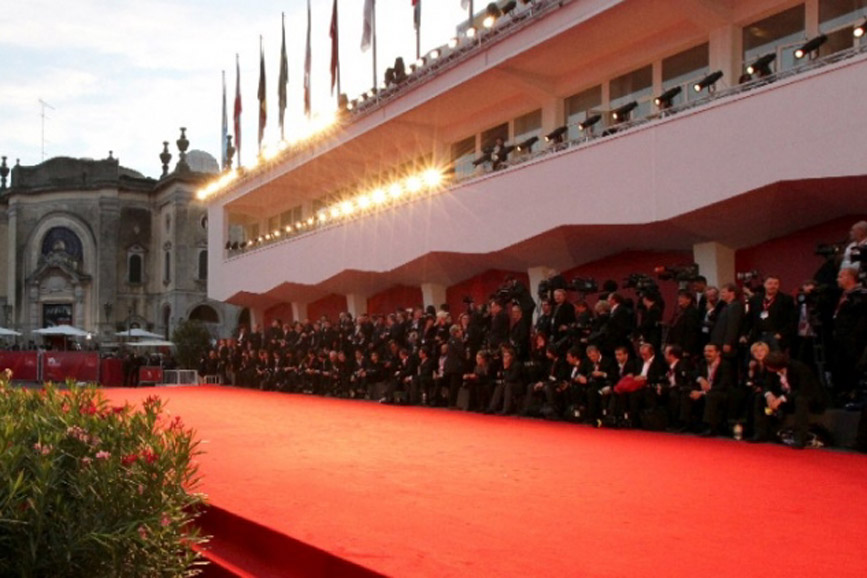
<box><xmin>201</xmin><ymin>221</ymin><xmax>867</xmax><ymax>450</ymax></box>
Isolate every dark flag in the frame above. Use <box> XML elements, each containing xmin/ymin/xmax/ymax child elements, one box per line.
<box><xmin>330</xmin><ymin>0</ymin><xmax>339</xmax><ymax>96</ymax></box>
<box><xmin>278</xmin><ymin>13</ymin><xmax>289</xmax><ymax>140</ymax></box>
<box><xmin>258</xmin><ymin>37</ymin><xmax>267</xmax><ymax>151</ymax></box>
<box><xmin>221</xmin><ymin>70</ymin><xmax>228</xmax><ymax>169</ymax></box>
<box><xmin>304</xmin><ymin>0</ymin><xmax>312</xmax><ymax>117</ymax></box>
<box><xmin>233</xmin><ymin>54</ymin><xmax>242</xmax><ymax>166</ymax></box>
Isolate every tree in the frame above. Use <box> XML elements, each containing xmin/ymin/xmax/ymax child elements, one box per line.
<box><xmin>171</xmin><ymin>320</ymin><xmax>211</xmax><ymax>370</ymax></box>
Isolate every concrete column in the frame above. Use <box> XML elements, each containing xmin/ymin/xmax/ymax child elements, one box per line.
<box><xmin>345</xmin><ymin>293</ymin><xmax>368</xmax><ymax>318</ymax></box>
<box><xmin>540</xmin><ymin>97</ymin><xmax>565</xmax><ymax>136</ymax></box>
<box><xmin>693</xmin><ymin>241</ymin><xmax>736</xmax><ymax>288</ymax></box>
<box><xmin>421</xmin><ymin>283</ymin><xmax>447</xmax><ymax>312</ymax></box>
<box><xmin>708</xmin><ymin>24</ymin><xmax>741</xmax><ymax>89</ymax></box>
<box><xmin>291</xmin><ymin>302</ymin><xmax>308</xmax><ymax>323</ymax></box>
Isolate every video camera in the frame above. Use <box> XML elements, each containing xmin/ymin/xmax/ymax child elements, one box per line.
<box><xmin>569</xmin><ymin>277</ymin><xmax>598</xmax><ymax>294</ymax></box>
<box><xmin>815</xmin><ymin>243</ymin><xmax>845</xmax><ymax>259</ymax></box>
<box><xmin>654</xmin><ymin>263</ymin><xmax>700</xmax><ymax>283</ymax></box>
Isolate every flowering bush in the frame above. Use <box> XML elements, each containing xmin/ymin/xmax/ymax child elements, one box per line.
<box><xmin>0</xmin><ymin>370</ymin><xmax>208</xmax><ymax>576</ymax></box>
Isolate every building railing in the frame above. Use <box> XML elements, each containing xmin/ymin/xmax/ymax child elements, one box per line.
<box><xmin>224</xmin><ymin>37</ymin><xmax>867</xmax><ymax>258</ymax></box>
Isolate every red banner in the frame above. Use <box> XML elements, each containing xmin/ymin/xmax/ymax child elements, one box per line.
<box><xmin>0</xmin><ymin>351</ymin><xmax>40</xmax><ymax>381</ymax></box>
<box><xmin>139</xmin><ymin>366</ymin><xmax>164</xmax><ymax>384</ymax></box>
<box><xmin>42</xmin><ymin>352</ymin><xmax>100</xmax><ymax>383</ymax></box>
<box><xmin>100</xmin><ymin>358</ymin><xmax>125</xmax><ymax>388</ymax></box>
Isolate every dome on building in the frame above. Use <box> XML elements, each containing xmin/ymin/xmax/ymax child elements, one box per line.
<box><xmin>186</xmin><ymin>150</ymin><xmax>220</xmax><ymax>174</ymax></box>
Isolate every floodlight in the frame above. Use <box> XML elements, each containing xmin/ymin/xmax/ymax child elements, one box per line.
<box><xmin>794</xmin><ymin>35</ymin><xmax>827</xmax><ymax>59</ymax></box>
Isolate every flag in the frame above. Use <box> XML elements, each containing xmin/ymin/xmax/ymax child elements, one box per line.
<box><xmin>221</xmin><ymin>70</ymin><xmax>228</xmax><ymax>169</ymax></box>
<box><xmin>361</xmin><ymin>0</ymin><xmax>374</xmax><ymax>51</ymax></box>
<box><xmin>330</xmin><ymin>0</ymin><xmax>339</xmax><ymax>95</ymax></box>
<box><xmin>258</xmin><ymin>37</ymin><xmax>266</xmax><ymax>150</ymax></box>
<box><xmin>233</xmin><ymin>54</ymin><xmax>242</xmax><ymax>166</ymax></box>
<box><xmin>304</xmin><ymin>0</ymin><xmax>312</xmax><ymax>117</ymax></box>
<box><xmin>413</xmin><ymin>0</ymin><xmax>421</xmax><ymax>31</ymax></box>
<box><xmin>278</xmin><ymin>13</ymin><xmax>288</xmax><ymax>140</ymax></box>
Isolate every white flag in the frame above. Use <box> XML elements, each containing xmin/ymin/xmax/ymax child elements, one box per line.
<box><xmin>361</xmin><ymin>0</ymin><xmax>374</xmax><ymax>51</ymax></box>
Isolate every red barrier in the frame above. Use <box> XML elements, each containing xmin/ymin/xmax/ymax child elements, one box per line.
<box><xmin>42</xmin><ymin>352</ymin><xmax>100</xmax><ymax>383</ymax></box>
<box><xmin>0</xmin><ymin>351</ymin><xmax>40</xmax><ymax>381</ymax></box>
<box><xmin>100</xmin><ymin>358</ymin><xmax>125</xmax><ymax>388</ymax></box>
<box><xmin>139</xmin><ymin>366</ymin><xmax>163</xmax><ymax>384</ymax></box>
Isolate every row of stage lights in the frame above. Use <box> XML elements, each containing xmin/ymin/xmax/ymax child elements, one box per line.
<box><xmin>224</xmin><ymin>167</ymin><xmax>446</xmax><ymax>251</ymax></box>
<box><xmin>197</xmin><ymin>111</ymin><xmax>339</xmax><ymax>201</ymax></box>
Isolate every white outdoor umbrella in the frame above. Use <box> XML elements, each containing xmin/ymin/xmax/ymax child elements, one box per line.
<box><xmin>115</xmin><ymin>328</ymin><xmax>164</xmax><ymax>339</ymax></box>
<box><xmin>0</xmin><ymin>326</ymin><xmax>21</xmax><ymax>337</ymax></box>
<box><xmin>32</xmin><ymin>325</ymin><xmax>90</xmax><ymax>337</ymax></box>
<box><xmin>127</xmin><ymin>339</ymin><xmax>175</xmax><ymax>348</ymax></box>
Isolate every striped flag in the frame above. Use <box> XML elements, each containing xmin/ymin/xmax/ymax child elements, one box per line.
<box><xmin>413</xmin><ymin>0</ymin><xmax>421</xmax><ymax>31</ymax></box>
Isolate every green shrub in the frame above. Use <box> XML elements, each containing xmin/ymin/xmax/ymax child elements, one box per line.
<box><xmin>0</xmin><ymin>371</ymin><xmax>208</xmax><ymax>577</ymax></box>
<box><xmin>172</xmin><ymin>321</ymin><xmax>212</xmax><ymax>370</ymax></box>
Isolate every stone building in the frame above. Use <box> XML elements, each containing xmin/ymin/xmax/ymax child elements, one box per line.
<box><xmin>0</xmin><ymin>129</ymin><xmax>240</xmax><ymax>343</ymax></box>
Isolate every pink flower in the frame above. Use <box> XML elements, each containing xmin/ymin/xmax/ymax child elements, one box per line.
<box><xmin>138</xmin><ymin>525</ymin><xmax>148</xmax><ymax>540</ymax></box>
<box><xmin>95</xmin><ymin>450</ymin><xmax>111</xmax><ymax>460</ymax></box>
<box><xmin>33</xmin><ymin>442</ymin><xmax>52</xmax><ymax>456</ymax></box>
<box><xmin>121</xmin><ymin>453</ymin><xmax>138</xmax><ymax>466</ymax></box>
<box><xmin>141</xmin><ymin>448</ymin><xmax>158</xmax><ymax>464</ymax></box>
<box><xmin>160</xmin><ymin>513</ymin><xmax>171</xmax><ymax>527</ymax></box>
<box><xmin>137</xmin><ymin>484</ymin><xmax>145</xmax><ymax>495</ymax></box>
<box><xmin>81</xmin><ymin>456</ymin><xmax>93</xmax><ymax>466</ymax></box>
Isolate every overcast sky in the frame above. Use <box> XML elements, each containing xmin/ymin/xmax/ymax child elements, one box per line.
<box><xmin>0</xmin><ymin>0</ymin><xmax>470</xmax><ymax>179</ymax></box>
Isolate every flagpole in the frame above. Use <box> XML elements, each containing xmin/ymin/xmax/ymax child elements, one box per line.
<box><xmin>469</xmin><ymin>1</ymin><xmax>474</xmax><ymax>27</ymax></box>
<box><xmin>336</xmin><ymin>1</ymin><xmax>342</xmax><ymax>100</ymax></box>
<box><xmin>372</xmin><ymin>0</ymin><xmax>378</xmax><ymax>98</ymax></box>
<box><xmin>415</xmin><ymin>1</ymin><xmax>421</xmax><ymax>60</ymax></box>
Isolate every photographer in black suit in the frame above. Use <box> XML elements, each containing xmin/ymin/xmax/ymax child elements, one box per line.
<box><xmin>749</xmin><ymin>351</ymin><xmax>825</xmax><ymax>449</ymax></box>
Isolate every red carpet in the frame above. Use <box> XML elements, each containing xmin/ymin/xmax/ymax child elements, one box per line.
<box><xmin>105</xmin><ymin>386</ymin><xmax>867</xmax><ymax>577</ymax></box>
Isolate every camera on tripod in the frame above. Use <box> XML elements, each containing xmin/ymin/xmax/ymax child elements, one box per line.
<box><xmin>569</xmin><ymin>277</ymin><xmax>598</xmax><ymax>294</ymax></box>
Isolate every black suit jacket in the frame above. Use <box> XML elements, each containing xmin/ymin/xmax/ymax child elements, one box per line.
<box><xmin>667</xmin><ymin>305</ymin><xmax>702</xmax><ymax>357</ymax></box>
<box><xmin>745</xmin><ymin>292</ymin><xmax>796</xmax><ymax>348</ymax></box>
<box><xmin>693</xmin><ymin>358</ymin><xmax>736</xmax><ymax>391</ymax></box>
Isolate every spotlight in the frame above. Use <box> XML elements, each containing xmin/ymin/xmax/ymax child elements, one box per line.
<box><xmin>329</xmin><ymin>206</ymin><xmax>340</xmax><ymax>219</ymax></box>
<box><xmin>544</xmin><ymin>126</ymin><xmax>568</xmax><ymax>143</ymax></box>
<box><xmin>388</xmin><ymin>183</ymin><xmax>403</xmax><ymax>199</ymax></box>
<box><xmin>578</xmin><ymin>114</ymin><xmax>601</xmax><ymax>131</ymax></box>
<box><xmin>347</xmin><ymin>100</ymin><xmax>356</xmax><ymax>111</ymax></box>
<box><xmin>421</xmin><ymin>168</ymin><xmax>443</xmax><ymax>187</ymax></box>
<box><xmin>318</xmin><ymin>211</ymin><xmax>328</xmax><ymax>223</ymax></box>
<box><xmin>285</xmin><ymin>225</ymin><xmax>293</xmax><ymax>233</ymax></box>
<box><xmin>794</xmin><ymin>34</ymin><xmax>827</xmax><ymax>59</ymax></box>
<box><xmin>415</xmin><ymin>57</ymin><xmax>426</xmax><ymax>69</ymax></box>
<box><xmin>746</xmin><ymin>53</ymin><xmax>775</xmax><ymax>77</ymax></box>
<box><xmin>516</xmin><ymin>136</ymin><xmax>538</xmax><ymax>152</ymax></box>
<box><xmin>484</xmin><ymin>3</ymin><xmax>502</xmax><ymax>28</ymax></box>
<box><xmin>371</xmin><ymin>188</ymin><xmax>387</xmax><ymax>204</ymax></box>
<box><xmin>654</xmin><ymin>87</ymin><xmax>682</xmax><ymax>109</ymax></box>
<box><xmin>429</xmin><ymin>49</ymin><xmax>440</xmax><ymax>60</ymax></box>
<box><xmin>357</xmin><ymin>194</ymin><xmax>371</xmax><ymax>209</ymax></box>
<box><xmin>341</xmin><ymin>200</ymin><xmax>355</xmax><ymax>215</ymax></box>
<box><xmin>273</xmin><ymin>230</ymin><xmax>281</xmax><ymax>238</ymax></box>
<box><xmin>693</xmin><ymin>70</ymin><xmax>723</xmax><ymax>92</ymax></box>
<box><xmin>405</xmin><ymin>176</ymin><xmax>423</xmax><ymax>193</ymax></box>
<box><xmin>466</xmin><ymin>27</ymin><xmax>477</xmax><ymax>38</ymax></box>
<box><xmin>448</xmin><ymin>37</ymin><xmax>459</xmax><ymax>49</ymax></box>
<box><xmin>307</xmin><ymin>217</ymin><xmax>314</xmax><ymax>225</ymax></box>
<box><xmin>855</xmin><ymin>18</ymin><xmax>866</xmax><ymax>38</ymax></box>
<box><xmin>611</xmin><ymin>101</ymin><xmax>638</xmax><ymax>122</ymax></box>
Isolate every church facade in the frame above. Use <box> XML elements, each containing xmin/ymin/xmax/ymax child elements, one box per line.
<box><xmin>0</xmin><ymin>135</ymin><xmax>240</xmax><ymax>344</ymax></box>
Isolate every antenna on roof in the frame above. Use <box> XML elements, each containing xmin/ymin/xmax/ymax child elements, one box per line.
<box><xmin>39</xmin><ymin>98</ymin><xmax>55</xmax><ymax>161</ymax></box>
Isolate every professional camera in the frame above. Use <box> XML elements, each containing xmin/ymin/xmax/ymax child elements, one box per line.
<box><xmin>569</xmin><ymin>277</ymin><xmax>598</xmax><ymax>294</ymax></box>
<box><xmin>462</xmin><ymin>296</ymin><xmax>474</xmax><ymax>305</ymax></box>
<box><xmin>815</xmin><ymin>243</ymin><xmax>844</xmax><ymax>259</ymax></box>
<box><xmin>654</xmin><ymin>263</ymin><xmax>700</xmax><ymax>283</ymax></box>
<box><xmin>623</xmin><ymin>273</ymin><xmax>657</xmax><ymax>292</ymax></box>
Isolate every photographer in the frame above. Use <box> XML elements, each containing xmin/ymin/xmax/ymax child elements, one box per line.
<box><xmin>550</xmin><ymin>289</ymin><xmax>577</xmax><ymax>349</ymax></box>
<box><xmin>831</xmin><ymin>267</ymin><xmax>867</xmax><ymax>399</ymax></box>
<box><xmin>743</xmin><ymin>275</ymin><xmax>796</xmax><ymax>352</ymax></box>
<box><xmin>840</xmin><ymin>220</ymin><xmax>867</xmax><ymax>274</ymax></box>
<box><xmin>636</xmin><ymin>291</ymin><xmax>663</xmax><ymax>353</ymax></box>
<box><xmin>508</xmin><ymin>304</ymin><xmax>531</xmax><ymax>362</ymax></box>
<box><xmin>666</xmin><ymin>290</ymin><xmax>702</xmax><ymax>358</ymax></box>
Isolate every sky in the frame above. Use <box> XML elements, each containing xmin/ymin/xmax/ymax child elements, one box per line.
<box><xmin>0</xmin><ymin>0</ymin><xmax>471</xmax><ymax>179</ymax></box>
